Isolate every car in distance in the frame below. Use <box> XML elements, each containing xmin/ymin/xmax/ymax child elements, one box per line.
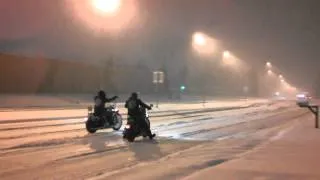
<box><xmin>296</xmin><ymin>92</ymin><xmax>311</xmax><ymax>107</ymax></box>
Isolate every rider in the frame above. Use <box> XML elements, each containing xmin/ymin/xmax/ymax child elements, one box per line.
<box><xmin>125</xmin><ymin>92</ymin><xmax>156</xmax><ymax>139</ymax></box>
<box><xmin>94</xmin><ymin>90</ymin><xmax>119</xmax><ymax>125</ymax></box>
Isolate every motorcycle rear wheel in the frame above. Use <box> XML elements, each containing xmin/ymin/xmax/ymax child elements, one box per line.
<box><xmin>123</xmin><ymin>127</ymin><xmax>136</xmax><ymax>142</ymax></box>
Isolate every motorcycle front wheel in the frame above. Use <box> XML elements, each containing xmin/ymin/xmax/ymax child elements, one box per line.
<box><xmin>112</xmin><ymin>113</ymin><xmax>123</xmax><ymax>131</ymax></box>
<box><xmin>86</xmin><ymin>120</ymin><xmax>97</xmax><ymax>133</ymax></box>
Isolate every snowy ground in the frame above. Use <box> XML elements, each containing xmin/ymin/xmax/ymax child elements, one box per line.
<box><xmin>0</xmin><ymin>99</ymin><xmax>306</xmax><ymax>180</ymax></box>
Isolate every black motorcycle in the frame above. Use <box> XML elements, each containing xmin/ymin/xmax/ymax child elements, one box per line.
<box><xmin>85</xmin><ymin>103</ymin><xmax>123</xmax><ymax>133</ymax></box>
<box><xmin>123</xmin><ymin>104</ymin><xmax>153</xmax><ymax>142</ymax></box>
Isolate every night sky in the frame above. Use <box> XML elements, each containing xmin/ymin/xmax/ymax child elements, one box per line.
<box><xmin>1</xmin><ymin>0</ymin><xmax>320</xmax><ymax>90</ymax></box>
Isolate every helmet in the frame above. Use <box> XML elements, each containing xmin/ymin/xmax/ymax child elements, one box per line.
<box><xmin>131</xmin><ymin>92</ymin><xmax>138</xmax><ymax>99</ymax></box>
<box><xmin>98</xmin><ymin>90</ymin><xmax>106</xmax><ymax>98</ymax></box>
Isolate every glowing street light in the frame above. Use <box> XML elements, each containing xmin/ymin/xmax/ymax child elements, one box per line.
<box><xmin>266</xmin><ymin>62</ymin><xmax>272</xmax><ymax>69</ymax></box>
<box><xmin>191</xmin><ymin>32</ymin><xmax>217</xmax><ymax>56</ymax></box>
<box><xmin>180</xmin><ymin>85</ymin><xmax>186</xmax><ymax>92</ymax></box>
<box><xmin>66</xmin><ymin>0</ymin><xmax>137</xmax><ymax>35</ymax></box>
<box><xmin>91</xmin><ymin>0</ymin><xmax>122</xmax><ymax>14</ymax></box>
<box><xmin>223</xmin><ymin>51</ymin><xmax>231</xmax><ymax>59</ymax></box>
<box><xmin>267</xmin><ymin>69</ymin><xmax>273</xmax><ymax>75</ymax></box>
<box><xmin>279</xmin><ymin>74</ymin><xmax>283</xmax><ymax>79</ymax></box>
<box><xmin>222</xmin><ymin>50</ymin><xmax>239</xmax><ymax>67</ymax></box>
<box><xmin>192</xmin><ymin>32</ymin><xmax>206</xmax><ymax>46</ymax></box>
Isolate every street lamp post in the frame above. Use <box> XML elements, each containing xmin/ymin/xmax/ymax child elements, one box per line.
<box><xmin>89</xmin><ymin>0</ymin><xmax>123</xmax><ymax>91</ymax></box>
<box><xmin>243</xmin><ymin>85</ymin><xmax>249</xmax><ymax>100</ymax></box>
<box><xmin>99</xmin><ymin>59</ymin><xmax>103</xmax><ymax>90</ymax></box>
<box><xmin>191</xmin><ymin>32</ymin><xmax>209</xmax><ymax>107</ymax></box>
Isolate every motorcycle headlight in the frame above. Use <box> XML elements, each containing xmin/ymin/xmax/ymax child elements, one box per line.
<box><xmin>125</xmin><ymin>125</ymin><xmax>131</xmax><ymax>129</ymax></box>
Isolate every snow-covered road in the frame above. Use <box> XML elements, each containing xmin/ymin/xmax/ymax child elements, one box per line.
<box><xmin>0</xmin><ymin>100</ymin><xmax>308</xmax><ymax>180</ymax></box>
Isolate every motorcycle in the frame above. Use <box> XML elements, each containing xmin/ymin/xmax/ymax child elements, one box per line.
<box><xmin>123</xmin><ymin>104</ymin><xmax>153</xmax><ymax>142</ymax></box>
<box><xmin>85</xmin><ymin>103</ymin><xmax>123</xmax><ymax>134</ymax></box>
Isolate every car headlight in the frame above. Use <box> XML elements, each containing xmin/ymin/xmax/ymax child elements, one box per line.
<box><xmin>296</xmin><ymin>94</ymin><xmax>306</xmax><ymax>98</ymax></box>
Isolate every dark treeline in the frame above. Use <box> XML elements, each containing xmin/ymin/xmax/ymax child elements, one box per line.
<box><xmin>0</xmin><ymin>53</ymin><xmax>154</xmax><ymax>94</ymax></box>
<box><xmin>0</xmin><ymin>53</ymin><xmax>260</xmax><ymax>97</ymax></box>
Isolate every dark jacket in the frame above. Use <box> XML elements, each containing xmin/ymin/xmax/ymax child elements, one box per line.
<box><xmin>94</xmin><ymin>95</ymin><xmax>117</xmax><ymax>116</ymax></box>
<box><xmin>125</xmin><ymin>97</ymin><xmax>151</xmax><ymax>117</ymax></box>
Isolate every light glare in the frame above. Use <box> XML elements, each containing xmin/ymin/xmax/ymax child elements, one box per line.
<box><xmin>65</xmin><ymin>0</ymin><xmax>138</xmax><ymax>35</ymax></box>
<box><xmin>92</xmin><ymin>0</ymin><xmax>122</xmax><ymax>14</ymax></box>
<box><xmin>191</xmin><ymin>32</ymin><xmax>217</xmax><ymax>56</ymax></box>
<box><xmin>266</xmin><ymin>62</ymin><xmax>272</xmax><ymax>68</ymax></box>
<box><xmin>193</xmin><ymin>33</ymin><xmax>206</xmax><ymax>46</ymax></box>
<box><xmin>223</xmin><ymin>51</ymin><xmax>231</xmax><ymax>59</ymax></box>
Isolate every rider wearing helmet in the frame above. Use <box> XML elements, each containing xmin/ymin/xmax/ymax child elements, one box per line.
<box><xmin>125</xmin><ymin>92</ymin><xmax>155</xmax><ymax>139</ymax></box>
<box><xmin>94</xmin><ymin>90</ymin><xmax>119</xmax><ymax>125</ymax></box>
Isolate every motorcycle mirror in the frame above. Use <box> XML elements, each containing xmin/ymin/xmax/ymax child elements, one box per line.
<box><xmin>88</xmin><ymin>106</ymin><xmax>93</xmax><ymax>112</ymax></box>
<box><xmin>150</xmin><ymin>104</ymin><xmax>154</xmax><ymax>108</ymax></box>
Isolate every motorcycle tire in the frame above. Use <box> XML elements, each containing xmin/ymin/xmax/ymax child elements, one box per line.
<box><xmin>127</xmin><ymin>135</ymin><xmax>135</xmax><ymax>142</ymax></box>
<box><xmin>123</xmin><ymin>128</ymin><xmax>129</xmax><ymax>139</ymax></box>
<box><xmin>145</xmin><ymin>118</ymin><xmax>150</xmax><ymax>128</ymax></box>
<box><xmin>123</xmin><ymin>128</ymin><xmax>135</xmax><ymax>142</ymax></box>
<box><xmin>86</xmin><ymin>120</ymin><xmax>97</xmax><ymax>134</ymax></box>
<box><xmin>112</xmin><ymin>114</ymin><xmax>123</xmax><ymax>131</ymax></box>
<box><xmin>142</xmin><ymin>130</ymin><xmax>148</xmax><ymax>138</ymax></box>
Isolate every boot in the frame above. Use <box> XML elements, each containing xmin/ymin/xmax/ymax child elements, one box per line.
<box><xmin>149</xmin><ymin>133</ymin><xmax>156</xmax><ymax>140</ymax></box>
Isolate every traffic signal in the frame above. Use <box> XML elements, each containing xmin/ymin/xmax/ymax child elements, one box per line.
<box><xmin>180</xmin><ymin>85</ymin><xmax>186</xmax><ymax>92</ymax></box>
